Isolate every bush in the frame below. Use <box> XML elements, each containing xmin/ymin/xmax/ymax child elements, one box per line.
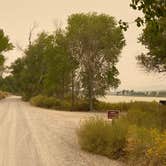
<box><xmin>127</xmin><ymin>105</ymin><xmax>166</xmax><ymax>131</ymax></box>
<box><xmin>146</xmin><ymin>130</ymin><xmax>166</xmax><ymax>166</ymax></box>
<box><xmin>77</xmin><ymin>117</ymin><xmax>128</xmax><ymax>159</ymax></box>
<box><xmin>94</xmin><ymin>101</ymin><xmax>131</xmax><ymax>112</ymax></box>
<box><xmin>77</xmin><ymin>101</ymin><xmax>166</xmax><ymax>165</ymax></box>
<box><xmin>126</xmin><ymin>126</ymin><xmax>166</xmax><ymax>166</ymax></box>
<box><xmin>30</xmin><ymin>95</ymin><xmax>71</xmax><ymax>110</ymax></box>
<box><xmin>30</xmin><ymin>95</ymin><xmax>58</xmax><ymax>108</ymax></box>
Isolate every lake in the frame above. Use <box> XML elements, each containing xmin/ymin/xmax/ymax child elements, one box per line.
<box><xmin>99</xmin><ymin>95</ymin><xmax>166</xmax><ymax>103</ymax></box>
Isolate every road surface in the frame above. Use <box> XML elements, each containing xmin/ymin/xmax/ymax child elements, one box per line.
<box><xmin>0</xmin><ymin>96</ymin><xmax>123</xmax><ymax>166</ymax></box>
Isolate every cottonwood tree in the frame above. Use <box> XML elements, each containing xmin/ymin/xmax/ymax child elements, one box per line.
<box><xmin>121</xmin><ymin>1</ymin><xmax>166</xmax><ymax>74</ymax></box>
<box><xmin>10</xmin><ymin>32</ymin><xmax>50</xmax><ymax>99</ymax></box>
<box><xmin>129</xmin><ymin>1</ymin><xmax>166</xmax><ymax>73</ymax></box>
<box><xmin>67</xmin><ymin>13</ymin><xmax>125</xmax><ymax>111</ymax></box>
<box><xmin>137</xmin><ymin>17</ymin><xmax>166</xmax><ymax>73</ymax></box>
<box><xmin>0</xmin><ymin>29</ymin><xmax>13</xmax><ymax>75</ymax></box>
<box><xmin>120</xmin><ymin>0</ymin><xmax>166</xmax><ymax>30</ymax></box>
<box><xmin>44</xmin><ymin>30</ymin><xmax>74</xmax><ymax>99</ymax></box>
<box><xmin>10</xmin><ymin>30</ymin><xmax>74</xmax><ymax>100</ymax></box>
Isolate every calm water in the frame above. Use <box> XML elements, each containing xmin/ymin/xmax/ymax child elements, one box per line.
<box><xmin>99</xmin><ymin>95</ymin><xmax>166</xmax><ymax>103</ymax></box>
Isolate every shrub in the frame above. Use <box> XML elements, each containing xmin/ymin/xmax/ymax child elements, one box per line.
<box><xmin>30</xmin><ymin>95</ymin><xmax>72</xmax><ymax>110</ymax></box>
<box><xmin>146</xmin><ymin>130</ymin><xmax>166</xmax><ymax>166</ymax></box>
<box><xmin>73</xmin><ymin>100</ymin><xmax>89</xmax><ymax>111</ymax></box>
<box><xmin>126</xmin><ymin>126</ymin><xmax>166</xmax><ymax>166</ymax></box>
<box><xmin>94</xmin><ymin>100</ymin><xmax>130</xmax><ymax>112</ymax></box>
<box><xmin>30</xmin><ymin>95</ymin><xmax>58</xmax><ymax>108</ymax></box>
<box><xmin>125</xmin><ymin>125</ymin><xmax>153</xmax><ymax>165</ymax></box>
<box><xmin>127</xmin><ymin>105</ymin><xmax>166</xmax><ymax>131</ymax></box>
<box><xmin>77</xmin><ymin>117</ymin><xmax>128</xmax><ymax>159</ymax></box>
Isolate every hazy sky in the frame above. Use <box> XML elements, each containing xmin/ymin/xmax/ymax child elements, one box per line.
<box><xmin>0</xmin><ymin>0</ymin><xmax>165</xmax><ymax>91</ymax></box>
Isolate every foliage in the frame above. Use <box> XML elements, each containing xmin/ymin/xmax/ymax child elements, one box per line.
<box><xmin>130</xmin><ymin>0</ymin><xmax>166</xmax><ymax>26</ymax></box>
<box><xmin>44</xmin><ymin>30</ymin><xmax>74</xmax><ymax>98</ymax></box>
<box><xmin>0</xmin><ymin>29</ymin><xmax>13</xmax><ymax>74</ymax></box>
<box><xmin>77</xmin><ymin>101</ymin><xmax>166</xmax><ymax>165</ymax></box>
<box><xmin>137</xmin><ymin>17</ymin><xmax>166</xmax><ymax>73</ymax></box>
<box><xmin>8</xmin><ymin>31</ymin><xmax>74</xmax><ymax>100</ymax></box>
<box><xmin>67</xmin><ymin>13</ymin><xmax>125</xmax><ymax>110</ymax></box>
<box><xmin>30</xmin><ymin>95</ymin><xmax>77</xmax><ymax>110</ymax></box>
<box><xmin>127</xmin><ymin>1</ymin><xmax>166</xmax><ymax>73</ymax></box>
<box><xmin>3</xmin><ymin>13</ymin><xmax>125</xmax><ymax>111</ymax></box>
<box><xmin>30</xmin><ymin>95</ymin><xmax>62</xmax><ymax>108</ymax></box>
<box><xmin>126</xmin><ymin>127</ymin><xmax>166</xmax><ymax>166</ymax></box>
<box><xmin>77</xmin><ymin>117</ymin><xmax>128</xmax><ymax>159</ymax></box>
<box><xmin>123</xmin><ymin>101</ymin><xmax>166</xmax><ymax>131</ymax></box>
<box><xmin>146</xmin><ymin>130</ymin><xmax>166</xmax><ymax>166</ymax></box>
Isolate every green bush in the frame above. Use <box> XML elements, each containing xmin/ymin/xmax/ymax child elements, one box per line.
<box><xmin>94</xmin><ymin>101</ymin><xmax>131</xmax><ymax>111</ymax></box>
<box><xmin>127</xmin><ymin>105</ymin><xmax>166</xmax><ymax>131</ymax></box>
<box><xmin>30</xmin><ymin>95</ymin><xmax>57</xmax><ymax>108</ymax></box>
<box><xmin>77</xmin><ymin>117</ymin><xmax>128</xmax><ymax>159</ymax></box>
<box><xmin>30</xmin><ymin>95</ymin><xmax>72</xmax><ymax>110</ymax></box>
<box><xmin>77</xmin><ymin>101</ymin><xmax>166</xmax><ymax>164</ymax></box>
<box><xmin>126</xmin><ymin>126</ymin><xmax>166</xmax><ymax>166</ymax></box>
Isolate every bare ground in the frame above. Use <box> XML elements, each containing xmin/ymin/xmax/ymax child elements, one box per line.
<box><xmin>0</xmin><ymin>96</ymin><xmax>123</xmax><ymax>166</ymax></box>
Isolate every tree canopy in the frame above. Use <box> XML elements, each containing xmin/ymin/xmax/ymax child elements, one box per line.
<box><xmin>137</xmin><ymin>17</ymin><xmax>166</xmax><ymax>73</ymax></box>
<box><xmin>2</xmin><ymin>13</ymin><xmax>125</xmax><ymax>111</ymax></box>
<box><xmin>67</xmin><ymin>13</ymin><xmax>125</xmax><ymax>110</ymax></box>
<box><xmin>130</xmin><ymin>0</ymin><xmax>166</xmax><ymax>26</ymax></box>
<box><xmin>0</xmin><ymin>29</ymin><xmax>13</xmax><ymax>67</ymax></box>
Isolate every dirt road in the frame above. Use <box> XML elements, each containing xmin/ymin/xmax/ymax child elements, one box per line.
<box><xmin>0</xmin><ymin>96</ymin><xmax>122</xmax><ymax>166</ymax></box>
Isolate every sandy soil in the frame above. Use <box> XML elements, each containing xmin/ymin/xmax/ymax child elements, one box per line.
<box><xmin>0</xmin><ymin>96</ymin><xmax>123</xmax><ymax>166</ymax></box>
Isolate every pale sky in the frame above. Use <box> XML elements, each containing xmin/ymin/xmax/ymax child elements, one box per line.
<box><xmin>0</xmin><ymin>0</ymin><xmax>166</xmax><ymax>91</ymax></box>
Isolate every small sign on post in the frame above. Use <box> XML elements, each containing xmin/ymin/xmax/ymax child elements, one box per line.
<box><xmin>107</xmin><ymin>110</ymin><xmax>119</xmax><ymax>119</ymax></box>
<box><xmin>159</xmin><ymin>100</ymin><xmax>166</xmax><ymax>105</ymax></box>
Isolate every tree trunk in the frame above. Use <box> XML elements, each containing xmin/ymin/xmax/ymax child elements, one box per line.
<box><xmin>88</xmin><ymin>73</ymin><xmax>93</xmax><ymax>111</ymax></box>
<box><xmin>62</xmin><ymin>73</ymin><xmax>65</xmax><ymax>99</ymax></box>
<box><xmin>71</xmin><ymin>70</ymin><xmax>75</xmax><ymax>111</ymax></box>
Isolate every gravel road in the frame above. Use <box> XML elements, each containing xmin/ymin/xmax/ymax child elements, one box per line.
<box><xmin>0</xmin><ymin>96</ymin><xmax>123</xmax><ymax>166</ymax></box>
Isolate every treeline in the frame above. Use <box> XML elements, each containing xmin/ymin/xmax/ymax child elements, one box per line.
<box><xmin>0</xmin><ymin>13</ymin><xmax>125</xmax><ymax>111</ymax></box>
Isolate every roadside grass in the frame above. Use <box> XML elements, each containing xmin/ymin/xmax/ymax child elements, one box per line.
<box><xmin>77</xmin><ymin>103</ymin><xmax>166</xmax><ymax>166</ymax></box>
<box><xmin>30</xmin><ymin>94</ymin><xmax>164</xmax><ymax>112</ymax></box>
<box><xmin>77</xmin><ymin>117</ymin><xmax>128</xmax><ymax>159</ymax></box>
<box><xmin>30</xmin><ymin>94</ymin><xmax>166</xmax><ymax>165</ymax></box>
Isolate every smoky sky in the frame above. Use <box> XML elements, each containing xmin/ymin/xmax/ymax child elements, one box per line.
<box><xmin>0</xmin><ymin>0</ymin><xmax>165</xmax><ymax>91</ymax></box>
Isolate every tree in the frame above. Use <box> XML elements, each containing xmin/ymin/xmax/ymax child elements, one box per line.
<box><xmin>44</xmin><ymin>30</ymin><xmax>74</xmax><ymax>99</ymax></box>
<box><xmin>10</xmin><ymin>32</ymin><xmax>50</xmax><ymax>99</ymax></box>
<box><xmin>119</xmin><ymin>0</ymin><xmax>165</xmax><ymax>30</ymax></box>
<box><xmin>10</xmin><ymin>30</ymin><xmax>75</xmax><ymax>101</ymax></box>
<box><xmin>126</xmin><ymin>1</ymin><xmax>166</xmax><ymax>73</ymax></box>
<box><xmin>67</xmin><ymin>13</ymin><xmax>125</xmax><ymax>111</ymax></box>
<box><xmin>0</xmin><ymin>29</ymin><xmax>13</xmax><ymax>74</ymax></box>
<box><xmin>130</xmin><ymin>0</ymin><xmax>166</xmax><ymax>26</ymax></box>
<box><xmin>137</xmin><ymin>17</ymin><xmax>166</xmax><ymax>73</ymax></box>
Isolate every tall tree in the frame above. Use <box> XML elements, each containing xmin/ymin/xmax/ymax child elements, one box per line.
<box><xmin>10</xmin><ymin>30</ymin><xmax>75</xmax><ymax>100</ymax></box>
<box><xmin>0</xmin><ymin>29</ymin><xmax>13</xmax><ymax>74</ymax></box>
<box><xmin>10</xmin><ymin>32</ymin><xmax>50</xmax><ymax>99</ymax></box>
<box><xmin>127</xmin><ymin>1</ymin><xmax>166</xmax><ymax>73</ymax></box>
<box><xmin>44</xmin><ymin>30</ymin><xmax>74</xmax><ymax>99</ymax></box>
<box><xmin>67</xmin><ymin>13</ymin><xmax>125</xmax><ymax>111</ymax></box>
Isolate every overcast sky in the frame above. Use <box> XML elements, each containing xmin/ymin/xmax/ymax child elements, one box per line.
<box><xmin>0</xmin><ymin>0</ymin><xmax>165</xmax><ymax>91</ymax></box>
